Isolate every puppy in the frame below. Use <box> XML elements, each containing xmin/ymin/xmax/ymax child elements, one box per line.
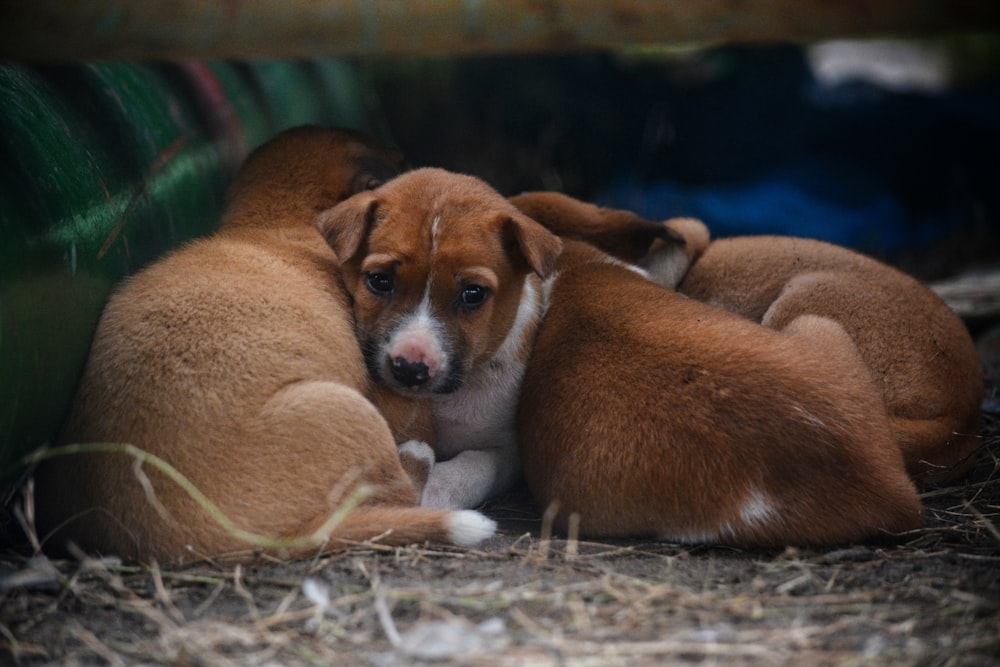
<box><xmin>318</xmin><ymin>168</ymin><xmax>563</xmax><ymax>510</ymax></box>
<box><xmin>517</xmin><ymin>239</ymin><xmax>924</xmax><ymax>547</ymax></box>
<box><xmin>666</xmin><ymin>236</ymin><xmax>983</xmax><ymax>485</ymax></box>
<box><xmin>33</xmin><ymin>127</ymin><xmax>496</xmax><ymax>565</ymax></box>
<box><xmin>512</xmin><ymin>193</ymin><xmax>983</xmax><ymax>486</ymax></box>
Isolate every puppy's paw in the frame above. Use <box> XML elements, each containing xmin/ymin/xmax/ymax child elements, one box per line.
<box><xmin>398</xmin><ymin>439</ymin><xmax>435</xmax><ymax>465</ymax></box>
<box><xmin>421</xmin><ymin>481</ymin><xmax>458</xmax><ymax>510</ymax></box>
<box><xmin>397</xmin><ymin>440</ymin><xmax>435</xmax><ymax>496</ymax></box>
<box><xmin>420</xmin><ymin>469</ymin><xmax>468</xmax><ymax>510</ymax></box>
<box><xmin>642</xmin><ymin>217</ymin><xmax>710</xmax><ymax>290</ymax></box>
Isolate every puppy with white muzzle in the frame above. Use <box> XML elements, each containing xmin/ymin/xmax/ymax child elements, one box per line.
<box><xmin>33</xmin><ymin>129</ymin><xmax>497</xmax><ymax>565</ymax></box>
<box><xmin>319</xmin><ymin>168</ymin><xmax>563</xmax><ymax>510</ymax></box>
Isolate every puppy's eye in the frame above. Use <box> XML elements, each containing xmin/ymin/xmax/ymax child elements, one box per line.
<box><xmin>365</xmin><ymin>272</ymin><xmax>394</xmax><ymax>296</ymax></box>
<box><xmin>364</xmin><ymin>177</ymin><xmax>383</xmax><ymax>190</ymax></box>
<box><xmin>458</xmin><ymin>284</ymin><xmax>490</xmax><ymax>312</ymax></box>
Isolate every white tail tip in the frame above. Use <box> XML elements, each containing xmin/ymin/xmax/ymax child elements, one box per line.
<box><xmin>447</xmin><ymin>510</ymin><xmax>497</xmax><ymax>547</ymax></box>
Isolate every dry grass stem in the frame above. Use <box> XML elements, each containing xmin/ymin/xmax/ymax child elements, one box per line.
<box><xmin>23</xmin><ymin>443</ymin><xmax>374</xmax><ymax>556</ymax></box>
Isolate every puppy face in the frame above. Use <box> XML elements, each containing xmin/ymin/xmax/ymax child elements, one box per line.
<box><xmin>318</xmin><ymin>168</ymin><xmax>562</xmax><ymax>396</ymax></box>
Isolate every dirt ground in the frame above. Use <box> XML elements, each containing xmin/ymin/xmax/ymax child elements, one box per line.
<box><xmin>1</xmin><ymin>394</ymin><xmax>998</xmax><ymax>666</ymax></box>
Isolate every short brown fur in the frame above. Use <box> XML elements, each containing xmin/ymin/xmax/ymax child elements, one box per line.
<box><xmin>34</xmin><ymin>127</ymin><xmax>494</xmax><ymax>565</ymax></box>
<box><xmin>519</xmin><ymin>245</ymin><xmax>923</xmax><ymax>547</ymax></box>
<box><xmin>672</xmin><ymin>235</ymin><xmax>983</xmax><ymax>484</ymax></box>
<box><xmin>512</xmin><ymin>193</ymin><xmax>983</xmax><ymax>486</ymax></box>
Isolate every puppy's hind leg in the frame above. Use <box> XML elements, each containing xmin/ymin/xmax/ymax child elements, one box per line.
<box><xmin>775</xmin><ymin>314</ymin><xmax>923</xmax><ymax>537</ymax></box>
<box><xmin>761</xmin><ymin>272</ymin><xmax>983</xmax><ymax>485</ymax></box>
<box><xmin>230</xmin><ymin>382</ymin><xmax>493</xmax><ymax>557</ymax></box>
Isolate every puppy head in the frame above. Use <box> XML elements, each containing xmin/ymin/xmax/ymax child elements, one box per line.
<box><xmin>318</xmin><ymin>168</ymin><xmax>563</xmax><ymax>396</ymax></box>
<box><xmin>221</xmin><ymin>125</ymin><xmax>404</xmax><ymax>228</ymax></box>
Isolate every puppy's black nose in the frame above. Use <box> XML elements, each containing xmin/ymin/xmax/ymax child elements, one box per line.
<box><xmin>391</xmin><ymin>357</ymin><xmax>430</xmax><ymax>387</ymax></box>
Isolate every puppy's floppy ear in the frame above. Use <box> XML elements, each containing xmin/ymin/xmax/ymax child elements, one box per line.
<box><xmin>501</xmin><ymin>213</ymin><xmax>564</xmax><ymax>278</ymax></box>
<box><xmin>641</xmin><ymin>217</ymin><xmax>711</xmax><ymax>290</ymax></box>
<box><xmin>316</xmin><ymin>191</ymin><xmax>379</xmax><ymax>264</ymax></box>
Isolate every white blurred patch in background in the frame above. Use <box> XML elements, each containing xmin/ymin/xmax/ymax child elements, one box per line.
<box><xmin>808</xmin><ymin>40</ymin><xmax>951</xmax><ymax>92</ymax></box>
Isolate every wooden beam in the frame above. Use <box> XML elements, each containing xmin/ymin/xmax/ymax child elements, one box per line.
<box><xmin>2</xmin><ymin>1</ymin><xmax>998</xmax><ymax>62</ymax></box>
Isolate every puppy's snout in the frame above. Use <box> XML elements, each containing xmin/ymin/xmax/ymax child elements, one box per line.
<box><xmin>391</xmin><ymin>357</ymin><xmax>431</xmax><ymax>387</ymax></box>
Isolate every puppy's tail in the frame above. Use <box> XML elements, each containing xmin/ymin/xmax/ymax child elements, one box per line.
<box><xmin>317</xmin><ymin>505</ymin><xmax>497</xmax><ymax>550</ymax></box>
<box><xmin>276</xmin><ymin>505</ymin><xmax>497</xmax><ymax>559</ymax></box>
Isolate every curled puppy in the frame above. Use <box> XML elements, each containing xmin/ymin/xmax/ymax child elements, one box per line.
<box><xmin>318</xmin><ymin>168</ymin><xmax>563</xmax><ymax>511</ymax></box>
<box><xmin>518</xmin><ymin>240</ymin><xmax>923</xmax><ymax>547</ymax></box>
<box><xmin>657</xmin><ymin>235</ymin><xmax>983</xmax><ymax>485</ymax></box>
<box><xmin>512</xmin><ymin>193</ymin><xmax>983</xmax><ymax>485</ymax></box>
<box><xmin>34</xmin><ymin>127</ymin><xmax>496</xmax><ymax>565</ymax></box>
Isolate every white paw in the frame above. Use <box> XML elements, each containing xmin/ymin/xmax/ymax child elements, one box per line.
<box><xmin>420</xmin><ymin>471</ymin><xmax>466</xmax><ymax>510</ymax></box>
<box><xmin>446</xmin><ymin>510</ymin><xmax>497</xmax><ymax>546</ymax></box>
<box><xmin>421</xmin><ymin>481</ymin><xmax>458</xmax><ymax>509</ymax></box>
<box><xmin>397</xmin><ymin>440</ymin><xmax>435</xmax><ymax>466</ymax></box>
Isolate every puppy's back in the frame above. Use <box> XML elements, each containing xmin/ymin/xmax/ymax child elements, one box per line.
<box><xmin>520</xmin><ymin>261</ymin><xmax>922</xmax><ymax>547</ymax></box>
<box><xmin>679</xmin><ymin>236</ymin><xmax>983</xmax><ymax>484</ymax></box>
<box><xmin>36</xmin><ymin>232</ymin><xmax>366</xmax><ymax>556</ymax></box>
<box><xmin>31</xmin><ymin>127</ymin><xmax>495</xmax><ymax>564</ymax></box>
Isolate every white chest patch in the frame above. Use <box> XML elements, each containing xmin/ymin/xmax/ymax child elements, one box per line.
<box><xmin>433</xmin><ymin>277</ymin><xmax>541</xmax><ymax>460</ymax></box>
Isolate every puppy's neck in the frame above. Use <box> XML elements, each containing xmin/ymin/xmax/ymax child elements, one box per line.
<box><xmin>496</xmin><ymin>275</ymin><xmax>546</xmax><ymax>368</ymax></box>
<box><xmin>432</xmin><ymin>274</ymin><xmax>544</xmax><ymax>460</ymax></box>
<box><xmin>450</xmin><ymin>274</ymin><xmax>545</xmax><ymax>393</ymax></box>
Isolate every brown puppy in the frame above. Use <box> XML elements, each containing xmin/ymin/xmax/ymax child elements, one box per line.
<box><xmin>34</xmin><ymin>127</ymin><xmax>496</xmax><ymax>565</ymax></box>
<box><xmin>512</xmin><ymin>193</ymin><xmax>983</xmax><ymax>485</ymax></box>
<box><xmin>517</xmin><ymin>240</ymin><xmax>923</xmax><ymax>547</ymax></box>
<box><xmin>318</xmin><ymin>169</ymin><xmax>563</xmax><ymax>511</ymax></box>
<box><xmin>666</xmin><ymin>236</ymin><xmax>983</xmax><ymax>485</ymax></box>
